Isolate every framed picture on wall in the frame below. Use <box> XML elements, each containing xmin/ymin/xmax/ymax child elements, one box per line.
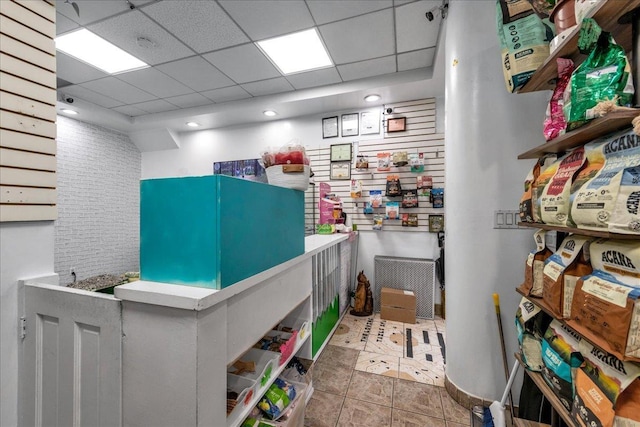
<box><xmin>322</xmin><ymin>116</ymin><xmax>339</xmax><ymax>138</ymax></box>
<box><xmin>361</xmin><ymin>111</ymin><xmax>380</xmax><ymax>135</ymax></box>
<box><xmin>387</xmin><ymin>117</ymin><xmax>406</xmax><ymax>132</ymax></box>
<box><xmin>330</xmin><ymin>161</ymin><xmax>351</xmax><ymax>180</ymax></box>
<box><xmin>330</xmin><ymin>143</ymin><xmax>352</xmax><ymax>162</ymax></box>
<box><xmin>341</xmin><ymin>113</ymin><xmax>359</xmax><ymax>136</ymax></box>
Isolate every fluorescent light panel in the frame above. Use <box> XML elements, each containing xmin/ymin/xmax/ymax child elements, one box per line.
<box><xmin>257</xmin><ymin>28</ymin><xmax>332</xmax><ymax>75</ymax></box>
<box><xmin>56</xmin><ymin>29</ymin><xmax>148</xmax><ymax>74</ymax></box>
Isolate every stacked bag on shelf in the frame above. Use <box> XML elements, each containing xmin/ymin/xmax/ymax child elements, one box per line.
<box><xmin>519</xmin><ymin>128</ymin><xmax>640</xmax><ymax>235</ymax></box>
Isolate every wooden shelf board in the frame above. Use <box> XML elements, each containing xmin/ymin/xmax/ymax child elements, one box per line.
<box><xmin>517</xmin><ymin>0</ymin><xmax>640</xmax><ymax>94</ymax></box>
<box><xmin>515</xmin><ymin>289</ymin><xmax>640</xmax><ymax>363</ymax></box>
<box><xmin>516</xmin><ymin>221</ymin><xmax>640</xmax><ymax>240</ymax></box>
<box><xmin>514</xmin><ymin>353</ymin><xmax>579</xmax><ymax>427</ymax></box>
<box><xmin>517</xmin><ymin>110</ymin><xmax>638</xmax><ymax>159</ymax></box>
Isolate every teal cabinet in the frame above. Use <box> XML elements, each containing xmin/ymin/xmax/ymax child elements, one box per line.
<box><xmin>140</xmin><ymin>175</ymin><xmax>304</xmax><ymax>289</ymax></box>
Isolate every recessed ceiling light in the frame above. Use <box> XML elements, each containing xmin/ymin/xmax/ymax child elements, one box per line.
<box><xmin>263</xmin><ymin>110</ymin><xmax>277</xmax><ymax>117</ymax></box>
<box><xmin>257</xmin><ymin>28</ymin><xmax>332</xmax><ymax>75</ymax></box>
<box><xmin>61</xmin><ymin>108</ymin><xmax>78</xmax><ymax>115</ymax></box>
<box><xmin>55</xmin><ymin>29</ymin><xmax>148</xmax><ymax>74</ymax></box>
<box><xmin>364</xmin><ymin>94</ymin><xmax>381</xmax><ymax>102</ymax></box>
<box><xmin>186</xmin><ymin>121</ymin><xmax>200</xmax><ymax>127</ymax></box>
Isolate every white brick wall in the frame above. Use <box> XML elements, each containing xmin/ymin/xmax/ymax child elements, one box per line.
<box><xmin>55</xmin><ymin>116</ymin><xmax>141</xmax><ymax>285</ymax></box>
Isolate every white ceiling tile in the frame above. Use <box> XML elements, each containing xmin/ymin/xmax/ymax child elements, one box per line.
<box><xmin>142</xmin><ymin>1</ymin><xmax>248</xmax><ymax>53</ymax></box>
<box><xmin>398</xmin><ymin>48</ymin><xmax>435</xmax><ymax>71</ymax></box>
<box><xmin>112</xmin><ymin>105</ymin><xmax>149</xmax><ymax>117</ymax></box>
<box><xmin>130</xmin><ymin>99</ymin><xmax>179</xmax><ymax>114</ymax></box>
<box><xmin>202</xmin><ymin>44</ymin><xmax>281</xmax><ymax>84</ymax></box>
<box><xmin>219</xmin><ymin>0</ymin><xmax>314</xmax><ymax>40</ymax></box>
<box><xmin>306</xmin><ymin>0</ymin><xmax>392</xmax><ymax>25</ymax></box>
<box><xmin>55</xmin><ymin>12</ymin><xmax>79</xmax><ymax>35</ymax></box>
<box><xmin>165</xmin><ymin>93</ymin><xmax>212</xmax><ymax>109</ymax></box>
<box><xmin>155</xmin><ymin>57</ymin><xmax>235</xmax><ymax>92</ymax></box>
<box><xmin>337</xmin><ymin>56</ymin><xmax>396</xmax><ymax>81</ymax></box>
<box><xmin>56</xmin><ymin>0</ymin><xmax>131</xmax><ymax>26</ymax></box>
<box><xmin>396</xmin><ymin>0</ymin><xmax>441</xmax><ymax>53</ymax></box>
<box><xmin>319</xmin><ymin>10</ymin><xmax>395</xmax><ymax>64</ymax></box>
<box><xmin>116</xmin><ymin>67</ymin><xmax>193</xmax><ymax>98</ymax></box>
<box><xmin>88</xmin><ymin>11</ymin><xmax>193</xmax><ymax>66</ymax></box>
<box><xmin>81</xmin><ymin>77</ymin><xmax>157</xmax><ymax>104</ymax></box>
<box><xmin>286</xmin><ymin>67</ymin><xmax>342</xmax><ymax>90</ymax></box>
<box><xmin>240</xmin><ymin>78</ymin><xmax>294</xmax><ymax>97</ymax></box>
<box><xmin>61</xmin><ymin>85</ymin><xmax>123</xmax><ymax>108</ymax></box>
<box><xmin>56</xmin><ymin>52</ymin><xmax>109</xmax><ymax>84</ymax></box>
<box><xmin>201</xmin><ymin>86</ymin><xmax>252</xmax><ymax>103</ymax></box>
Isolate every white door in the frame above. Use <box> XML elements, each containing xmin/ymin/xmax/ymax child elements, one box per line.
<box><xmin>20</xmin><ymin>282</ymin><xmax>122</xmax><ymax>427</ymax></box>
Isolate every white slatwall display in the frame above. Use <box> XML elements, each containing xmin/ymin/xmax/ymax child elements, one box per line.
<box><xmin>305</xmin><ymin>99</ymin><xmax>444</xmax><ymax>232</ymax></box>
<box><xmin>0</xmin><ymin>0</ymin><xmax>57</xmax><ymax>222</ymax></box>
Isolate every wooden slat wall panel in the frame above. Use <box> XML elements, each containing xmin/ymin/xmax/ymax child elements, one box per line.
<box><xmin>305</xmin><ymin>99</ymin><xmax>444</xmax><ymax>232</ymax></box>
<box><xmin>0</xmin><ymin>0</ymin><xmax>56</xmax><ymax>222</ymax></box>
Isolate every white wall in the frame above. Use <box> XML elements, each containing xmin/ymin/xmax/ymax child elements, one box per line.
<box><xmin>142</xmin><ymin>104</ymin><xmax>443</xmax><ymax>303</ymax></box>
<box><xmin>55</xmin><ymin>117</ymin><xmax>141</xmax><ymax>285</ymax></box>
<box><xmin>0</xmin><ymin>222</ymin><xmax>55</xmax><ymax>427</ymax></box>
<box><xmin>444</xmin><ymin>0</ymin><xmax>551</xmax><ymax>401</ymax></box>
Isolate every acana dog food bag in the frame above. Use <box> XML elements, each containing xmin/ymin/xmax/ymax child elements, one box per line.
<box><xmin>516</xmin><ymin>297</ymin><xmax>551</xmax><ymax>372</ymax></box>
<box><xmin>519</xmin><ymin>229</ymin><xmax>553</xmax><ymax>297</ymax></box>
<box><xmin>540</xmin><ymin>147</ymin><xmax>587</xmax><ymax>226</ymax></box>
<box><xmin>542</xmin><ymin>234</ymin><xmax>593</xmax><ymax>318</ymax></box>
<box><xmin>572</xmin><ymin>340</ymin><xmax>640</xmax><ymax>427</ymax></box>
<box><xmin>608</xmin><ymin>166</ymin><xmax>640</xmax><ymax>235</ymax></box>
<box><xmin>570</xmin><ymin>239</ymin><xmax>640</xmax><ymax>359</ymax></box>
<box><xmin>533</xmin><ymin>157</ymin><xmax>562</xmax><ymax>223</ymax></box>
<box><xmin>570</xmin><ymin>129</ymin><xmax>640</xmax><ymax>231</ymax></box>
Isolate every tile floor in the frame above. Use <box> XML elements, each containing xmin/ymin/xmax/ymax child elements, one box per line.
<box><xmin>304</xmin><ymin>313</ymin><xmax>470</xmax><ymax>427</ymax></box>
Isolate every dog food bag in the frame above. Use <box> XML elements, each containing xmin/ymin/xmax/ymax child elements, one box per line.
<box><xmin>542</xmin><ymin>234</ymin><xmax>593</xmax><ymax>318</ymax></box>
<box><xmin>570</xmin><ymin>129</ymin><xmax>640</xmax><ymax>231</ymax></box>
<box><xmin>496</xmin><ymin>0</ymin><xmax>554</xmax><ymax>93</ymax></box>
<box><xmin>543</xmin><ymin>58</ymin><xmax>575</xmax><ymax>141</ymax></box>
<box><xmin>609</xmin><ymin>166</ymin><xmax>640</xmax><ymax>235</ymax></box>
<box><xmin>519</xmin><ymin>230</ymin><xmax>554</xmax><ymax>296</ymax></box>
<box><xmin>377</xmin><ymin>152</ymin><xmax>391</xmax><ymax>171</ymax></box>
<box><xmin>534</xmin><ymin>157</ymin><xmax>562</xmax><ymax>223</ymax></box>
<box><xmin>520</xmin><ymin>154</ymin><xmax>557</xmax><ymax>223</ymax></box>
<box><xmin>516</xmin><ymin>297</ymin><xmax>551</xmax><ymax>372</ymax></box>
<box><xmin>350</xmin><ymin>180</ymin><xmax>362</xmax><ymax>198</ymax></box>
<box><xmin>540</xmin><ymin>147</ymin><xmax>588</xmax><ymax>226</ymax></box>
<box><xmin>570</xmin><ymin>239</ymin><xmax>640</xmax><ymax>359</ymax></box>
<box><xmin>572</xmin><ymin>340</ymin><xmax>640</xmax><ymax>427</ymax></box>
<box><xmin>541</xmin><ymin>320</ymin><xmax>584</xmax><ymax>411</ymax></box>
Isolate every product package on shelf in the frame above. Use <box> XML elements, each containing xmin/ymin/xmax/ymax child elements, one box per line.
<box><xmin>572</xmin><ymin>340</ymin><xmax>640</xmax><ymax>427</ymax></box>
<box><xmin>543</xmin><ymin>58</ymin><xmax>575</xmax><ymax>142</ymax></box>
<box><xmin>570</xmin><ymin>239</ymin><xmax>640</xmax><ymax>360</ymax></box>
<box><xmin>609</xmin><ymin>166</ymin><xmax>640</xmax><ymax>235</ymax></box>
<box><xmin>541</xmin><ymin>320</ymin><xmax>584</xmax><ymax>411</ymax></box>
<box><xmin>496</xmin><ymin>0</ymin><xmax>555</xmax><ymax>93</ymax></box>
<box><xmin>533</xmin><ymin>157</ymin><xmax>562</xmax><ymax>223</ymax></box>
<box><xmin>569</xmin><ymin>129</ymin><xmax>640</xmax><ymax>233</ymax></box>
<box><xmin>539</xmin><ymin>147</ymin><xmax>587</xmax><ymax>226</ymax></box>
<box><xmin>542</xmin><ymin>234</ymin><xmax>593</xmax><ymax>319</ymax></box>
<box><xmin>520</xmin><ymin>154</ymin><xmax>557</xmax><ymax>223</ymax></box>
<box><xmin>516</xmin><ymin>296</ymin><xmax>552</xmax><ymax>372</ymax></box>
<box><xmin>519</xmin><ymin>229</ymin><xmax>553</xmax><ymax>297</ymax></box>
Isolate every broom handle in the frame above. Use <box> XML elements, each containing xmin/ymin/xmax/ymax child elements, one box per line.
<box><xmin>493</xmin><ymin>293</ymin><xmax>516</xmax><ymax>421</ymax></box>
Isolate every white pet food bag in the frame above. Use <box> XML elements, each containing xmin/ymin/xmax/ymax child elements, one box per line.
<box><xmin>570</xmin><ymin>129</ymin><xmax>640</xmax><ymax>231</ymax></box>
<box><xmin>540</xmin><ymin>147</ymin><xmax>587</xmax><ymax>226</ymax></box>
<box><xmin>609</xmin><ymin>166</ymin><xmax>640</xmax><ymax>235</ymax></box>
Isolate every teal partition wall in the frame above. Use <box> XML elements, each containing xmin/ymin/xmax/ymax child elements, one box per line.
<box><xmin>140</xmin><ymin>175</ymin><xmax>304</xmax><ymax>289</ymax></box>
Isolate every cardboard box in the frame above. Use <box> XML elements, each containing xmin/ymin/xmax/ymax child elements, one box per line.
<box><xmin>380</xmin><ymin>287</ymin><xmax>416</xmax><ymax>323</ymax></box>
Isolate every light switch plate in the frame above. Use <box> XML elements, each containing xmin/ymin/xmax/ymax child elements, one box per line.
<box><xmin>494</xmin><ymin>210</ymin><xmax>523</xmax><ymax>229</ymax></box>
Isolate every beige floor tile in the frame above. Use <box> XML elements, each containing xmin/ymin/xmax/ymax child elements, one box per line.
<box><xmin>364</xmin><ymin>319</ymin><xmax>404</xmax><ymax>357</ymax></box>
<box><xmin>391</xmin><ymin>409</ymin><xmax>447</xmax><ymax>427</ymax></box>
<box><xmin>316</xmin><ymin>345</ymin><xmax>360</xmax><ymax>369</ymax></box>
<box><xmin>346</xmin><ymin>370</ymin><xmax>394</xmax><ymax>406</ymax></box>
<box><xmin>336</xmin><ymin>398</ymin><xmax>392</xmax><ymax>427</ymax></box>
<box><xmin>314</xmin><ymin>362</ymin><xmax>354</xmax><ymax>396</ymax></box>
<box><xmin>413</xmin><ymin>318</ymin><xmax>438</xmax><ymax>331</ymax></box>
<box><xmin>447</xmin><ymin>422</ymin><xmax>469</xmax><ymax>427</ymax></box>
<box><xmin>440</xmin><ymin>389</ymin><xmax>471</xmax><ymax>425</ymax></box>
<box><xmin>398</xmin><ymin>356</ymin><xmax>445</xmax><ymax>386</ymax></box>
<box><xmin>392</xmin><ymin>378</ymin><xmax>444</xmax><ymax>419</ymax></box>
<box><xmin>355</xmin><ymin>350</ymin><xmax>400</xmax><ymax>377</ymax></box>
<box><xmin>304</xmin><ymin>389</ymin><xmax>344</xmax><ymax>427</ymax></box>
<box><xmin>329</xmin><ymin>320</ymin><xmax>367</xmax><ymax>351</ymax></box>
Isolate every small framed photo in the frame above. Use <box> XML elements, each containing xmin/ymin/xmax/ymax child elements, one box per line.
<box><xmin>361</xmin><ymin>111</ymin><xmax>380</xmax><ymax>135</ymax></box>
<box><xmin>341</xmin><ymin>113</ymin><xmax>359</xmax><ymax>137</ymax></box>
<box><xmin>429</xmin><ymin>214</ymin><xmax>444</xmax><ymax>233</ymax></box>
<box><xmin>387</xmin><ymin>117</ymin><xmax>406</xmax><ymax>132</ymax></box>
<box><xmin>330</xmin><ymin>143</ymin><xmax>352</xmax><ymax>162</ymax></box>
<box><xmin>322</xmin><ymin>116</ymin><xmax>339</xmax><ymax>138</ymax></box>
<box><xmin>330</xmin><ymin>161</ymin><xmax>351</xmax><ymax>180</ymax></box>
